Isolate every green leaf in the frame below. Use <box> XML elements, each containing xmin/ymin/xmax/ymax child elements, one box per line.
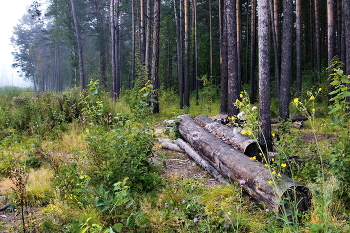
<box><xmin>112</xmin><ymin>223</ymin><xmax>123</xmax><ymax>232</ymax></box>
<box><xmin>341</xmin><ymin>75</ymin><xmax>350</xmax><ymax>83</ymax></box>
<box><xmin>341</xmin><ymin>92</ymin><xmax>350</xmax><ymax>98</ymax></box>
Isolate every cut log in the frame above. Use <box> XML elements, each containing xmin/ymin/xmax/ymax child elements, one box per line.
<box><xmin>176</xmin><ymin>138</ymin><xmax>229</xmax><ymax>184</ymax></box>
<box><xmin>194</xmin><ymin>115</ymin><xmax>261</xmax><ymax>161</ymax></box>
<box><xmin>158</xmin><ymin>138</ymin><xmax>185</xmax><ymax>153</ymax></box>
<box><xmin>177</xmin><ymin>114</ymin><xmax>311</xmax><ymax>214</ymax></box>
<box><xmin>270</xmin><ymin>115</ymin><xmax>308</xmax><ymax>124</ymax></box>
<box><xmin>0</xmin><ymin>203</ymin><xmax>10</xmax><ymax>211</ymax></box>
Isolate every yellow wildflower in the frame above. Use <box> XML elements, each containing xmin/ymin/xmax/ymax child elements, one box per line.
<box><xmin>281</xmin><ymin>163</ymin><xmax>287</xmax><ymax>168</ymax></box>
<box><xmin>268</xmin><ymin>180</ymin><xmax>273</xmax><ymax>184</ymax></box>
<box><xmin>277</xmin><ymin>173</ymin><xmax>281</xmax><ymax>177</ymax></box>
<box><xmin>240</xmin><ymin>94</ymin><xmax>243</xmax><ymax>98</ymax></box>
<box><xmin>272</xmin><ymin>133</ymin><xmax>275</xmax><ymax>137</ymax></box>
<box><xmin>264</xmin><ymin>164</ymin><xmax>269</xmax><ymax>167</ymax></box>
<box><xmin>271</xmin><ymin>171</ymin><xmax>276</xmax><ymax>175</ymax></box>
<box><xmin>293</xmin><ymin>98</ymin><xmax>299</xmax><ymax>103</ymax></box>
<box><xmin>318</xmin><ymin>88</ymin><xmax>322</xmax><ymax>92</ymax></box>
<box><xmin>241</xmin><ymin>130</ymin><xmax>247</xmax><ymax>135</ymax></box>
<box><xmin>271</xmin><ymin>158</ymin><xmax>275</xmax><ymax>162</ymax></box>
<box><xmin>247</xmin><ymin>130</ymin><xmax>253</xmax><ymax>136</ymax></box>
<box><xmin>310</xmin><ymin>95</ymin><xmax>315</xmax><ymax>100</ymax></box>
<box><xmin>250</xmin><ymin>156</ymin><xmax>256</xmax><ymax>160</ymax></box>
<box><xmin>312</xmin><ymin>108</ymin><xmax>315</xmax><ymax>112</ymax></box>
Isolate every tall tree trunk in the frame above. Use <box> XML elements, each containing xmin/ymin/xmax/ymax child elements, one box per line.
<box><xmin>193</xmin><ymin>0</ymin><xmax>199</xmax><ymax>104</ymax></box>
<box><xmin>151</xmin><ymin>0</ymin><xmax>160</xmax><ymax>114</ymax></box>
<box><xmin>295</xmin><ymin>0</ymin><xmax>302</xmax><ymax>98</ymax></box>
<box><xmin>344</xmin><ymin>0</ymin><xmax>350</xmax><ymax>110</ymax></box>
<box><xmin>327</xmin><ymin>0</ymin><xmax>335</xmax><ymax>66</ymax></box>
<box><xmin>237</xmin><ymin>0</ymin><xmax>242</xmax><ymax>94</ymax></box>
<box><xmin>249</xmin><ymin>0</ymin><xmax>257</xmax><ymax>104</ymax></box>
<box><xmin>110</xmin><ymin>0</ymin><xmax>116</xmax><ymax>97</ymax></box>
<box><xmin>219</xmin><ymin>0</ymin><xmax>228</xmax><ymax>114</ymax></box>
<box><xmin>328</xmin><ymin>0</ymin><xmax>335</xmax><ymax>101</ymax></box>
<box><xmin>131</xmin><ymin>0</ymin><xmax>136</xmax><ymax>88</ymax></box>
<box><xmin>94</xmin><ymin>0</ymin><xmax>107</xmax><ymax>90</ymax></box>
<box><xmin>140</xmin><ymin>0</ymin><xmax>145</xmax><ymax>65</ymax></box>
<box><xmin>337</xmin><ymin>0</ymin><xmax>343</xmax><ymax>60</ymax></box>
<box><xmin>315</xmin><ymin>0</ymin><xmax>321</xmax><ymax>82</ymax></box>
<box><xmin>174</xmin><ymin>0</ymin><xmax>184</xmax><ymax>108</ymax></box>
<box><xmin>309</xmin><ymin>0</ymin><xmax>314</xmax><ymax>74</ymax></box>
<box><xmin>272</xmin><ymin>0</ymin><xmax>280</xmax><ymax>98</ymax></box>
<box><xmin>145</xmin><ymin>0</ymin><xmax>152</xmax><ymax>75</ymax></box>
<box><xmin>184</xmin><ymin>0</ymin><xmax>190</xmax><ymax>107</ymax></box>
<box><xmin>258</xmin><ymin>0</ymin><xmax>272</xmax><ymax>151</ymax></box>
<box><xmin>269</xmin><ymin>0</ymin><xmax>280</xmax><ymax>98</ymax></box>
<box><xmin>209</xmin><ymin>0</ymin><xmax>213</xmax><ymax>78</ymax></box>
<box><xmin>116</xmin><ymin>1</ymin><xmax>122</xmax><ymax>98</ymax></box>
<box><xmin>279</xmin><ymin>0</ymin><xmax>293</xmax><ymax>121</ymax></box>
<box><xmin>70</xmin><ymin>0</ymin><xmax>85</xmax><ymax>88</ymax></box>
<box><xmin>226</xmin><ymin>0</ymin><xmax>239</xmax><ymax>117</ymax></box>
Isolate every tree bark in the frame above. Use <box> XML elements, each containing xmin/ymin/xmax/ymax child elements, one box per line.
<box><xmin>176</xmin><ymin>138</ymin><xmax>229</xmax><ymax>184</ymax></box>
<box><xmin>226</xmin><ymin>0</ymin><xmax>239</xmax><ymax>117</ymax></box>
<box><xmin>236</xmin><ymin>0</ymin><xmax>242</xmax><ymax>94</ymax></box>
<box><xmin>209</xmin><ymin>0</ymin><xmax>213</xmax><ymax>78</ymax></box>
<box><xmin>145</xmin><ymin>0</ymin><xmax>152</xmax><ymax>75</ymax></box>
<box><xmin>184</xmin><ymin>0</ymin><xmax>190</xmax><ymax>107</ymax></box>
<box><xmin>94</xmin><ymin>0</ymin><xmax>107</xmax><ymax>90</ymax></box>
<box><xmin>344</xmin><ymin>0</ymin><xmax>350</xmax><ymax>109</ymax></box>
<box><xmin>174</xmin><ymin>0</ymin><xmax>184</xmax><ymax>109</ymax></box>
<box><xmin>219</xmin><ymin>0</ymin><xmax>228</xmax><ymax>114</ymax></box>
<box><xmin>70</xmin><ymin>0</ymin><xmax>85</xmax><ymax>88</ymax></box>
<box><xmin>194</xmin><ymin>115</ymin><xmax>260</xmax><ymax>159</ymax></box>
<box><xmin>110</xmin><ymin>0</ymin><xmax>116</xmax><ymax>98</ymax></box>
<box><xmin>177</xmin><ymin>114</ymin><xmax>312</xmax><ymax>214</ymax></box>
<box><xmin>158</xmin><ymin>138</ymin><xmax>185</xmax><ymax>153</ymax></box>
<box><xmin>131</xmin><ymin>0</ymin><xmax>136</xmax><ymax>88</ymax></box>
<box><xmin>249</xmin><ymin>0</ymin><xmax>257</xmax><ymax>104</ymax></box>
<box><xmin>193</xmin><ymin>0</ymin><xmax>199</xmax><ymax>104</ymax></box>
<box><xmin>296</xmin><ymin>0</ymin><xmax>302</xmax><ymax>98</ymax></box>
<box><xmin>151</xmin><ymin>0</ymin><xmax>160</xmax><ymax>114</ymax></box>
<box><xmin>315</xmin><ymin>0</ymin><xmax>321</xmax><ymax>82</ymax></box>
<box><xmin>279</xmin><ymin>0</ymin><xmax>293</xmax><ymax>121</ymax></box>
<box><xmin>272</xmin><ymin>0</ymin><xmax>280</xmax><ymax>99</ymax></box>
<box><xmin>258</xmin><ymin>0</ymin><xmax>272</xmax><ymax>151</ymax></box>
<box><xmin>140</xmin><ymin>0</ymin><xmax>145</xmax><ymax>65</ymax></box>
<box><xmin>270</xmin><ymin>115</ymin><xmax>308</xmax><ymax>124</ymax></box>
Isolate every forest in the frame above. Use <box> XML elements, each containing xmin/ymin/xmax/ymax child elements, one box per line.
<box><xmin>0</xmin><ymin>0</ymin><xmax>349</xmax><ymax>232</ymax></box>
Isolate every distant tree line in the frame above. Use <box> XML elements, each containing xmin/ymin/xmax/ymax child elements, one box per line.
<box><xmin>11</xmin><ymin>1</ymin><xmax>350</xmax><ymax>116</ymax></box>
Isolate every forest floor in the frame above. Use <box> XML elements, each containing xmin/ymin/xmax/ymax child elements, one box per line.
<box><xmin>0</xmin><ymin>117</ymin><xmax>339</xmax><ymax>232</ymax></box>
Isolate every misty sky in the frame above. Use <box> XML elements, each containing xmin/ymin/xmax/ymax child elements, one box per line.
<box><xmin>0</xmin><ymin>0</ymin><xmax>34</xmax><ymax>87</ymax></box>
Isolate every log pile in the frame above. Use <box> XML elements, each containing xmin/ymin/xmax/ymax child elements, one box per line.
<box><xmin>159</xmin><ymin>114</ymin><xmax>312</xmax><ymax>214</ymax></box>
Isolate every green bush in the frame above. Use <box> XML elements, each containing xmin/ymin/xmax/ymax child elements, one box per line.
<box><xmin>85</xmin><ymin>126</ymin><xmax>161</xmax><ymax>192</ymax></box>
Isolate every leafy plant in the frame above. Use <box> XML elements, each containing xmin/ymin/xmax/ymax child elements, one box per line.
<box><xmin>85</xmin><ymin>126</ymin><xmax>161</xmax><ymax>191</ymax></box>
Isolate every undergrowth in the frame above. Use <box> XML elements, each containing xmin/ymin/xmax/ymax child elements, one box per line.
<box><xmin>0</xmin><ymin>73</ymin><xmax>349</xmax><ymax>232</ymax></box>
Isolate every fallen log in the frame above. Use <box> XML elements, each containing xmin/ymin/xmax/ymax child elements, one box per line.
<box><xmin>0</xmin><ymin>203</ymin><xmax>10</xmax><ymax>211</ymax></box>
<box><xmin>194</xmin><ymin>115</ymin><xmax>261</xmax><ymax>160</ymax></box>
<box><xmin>177</xmin><ymin>114</ymin><xmax>311</xmax><ymax>214</ymax></box>
<box><xmin>176</xmin><ymin>138</ymin><xmax>229</xmax><ymax>184</ymax></box>
<box><xmin>158</xmin><ymin>138</ymin><xmax>185</xmax><ymax>153</ymax></box>
<box><xmin>270</xmin><ymin>115</ymin><xmax>308</xmax><ymax>124</ymax></box>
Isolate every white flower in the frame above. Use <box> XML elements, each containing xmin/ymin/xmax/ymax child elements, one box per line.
<box><xmin>237</xmin><ymin>111</ymin><xmax>245</xmax><ymax>118</ymax></box>
<box><xmin>252</xmin><ymin>106</ymin><xmax>257</xmax><ymax>111</ymax></box>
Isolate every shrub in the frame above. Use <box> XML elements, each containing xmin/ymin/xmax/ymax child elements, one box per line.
<box><xmin>85</xmin><ymin>126</ymin><xmax>161</xmax><ymax>192</ymax></box>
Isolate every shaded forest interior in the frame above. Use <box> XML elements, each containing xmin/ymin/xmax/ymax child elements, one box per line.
<box><xmin>12</xmin><ymin>0</ymin><xmax>349</xmax><ymax>103</ymax></box>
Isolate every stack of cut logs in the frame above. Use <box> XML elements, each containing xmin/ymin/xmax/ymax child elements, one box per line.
<box><xmin>159</xmin><ymin>114</ymin><xmax>311</xmax><ymax>214</ymax></box>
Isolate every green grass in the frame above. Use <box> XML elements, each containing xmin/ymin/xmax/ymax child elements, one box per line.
<box><xmin>0</xmin><ymin>85</ymin><xmax>349</xmax><ymax>232</ymax></box>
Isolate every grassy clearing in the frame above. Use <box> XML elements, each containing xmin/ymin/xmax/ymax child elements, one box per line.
<box><xmin>0</xmin><ymin>80</ymin><xmax>349</xmax><ymax>232</ymax></box>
